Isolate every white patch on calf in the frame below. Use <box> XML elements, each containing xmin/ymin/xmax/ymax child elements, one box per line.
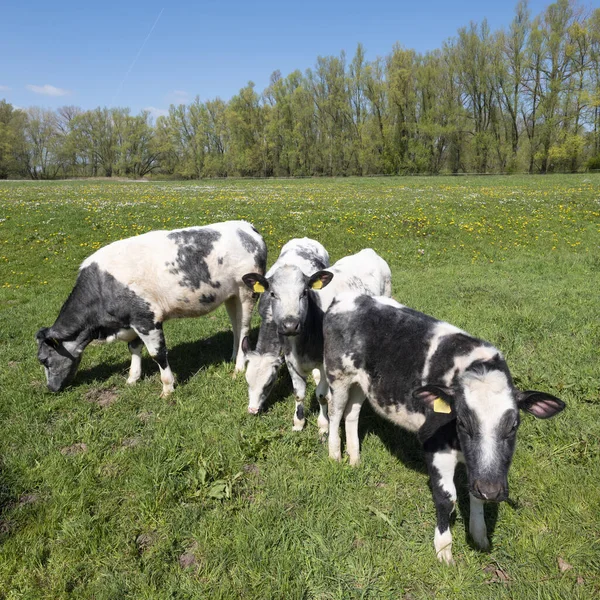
<box><xmin>432</xmin><ymin>449</ymin><xmax>459</xmax><ymax>503</ymax></box>
<box><xmin>315</xmin><ymin>249</ymin><xmax>392</xmax><ymax>311</ymax></box>
<box><xmin>81</xmin><ymin>221</ymin><xmax>262</xmax><ymax>323</ymax></box>
<box><xmin>369</xmin><ymin>400</ymin><xmax>426</xmax><ymax>432</ymax></box>
<box><xmin>462</xmin><ymin>368</ymin><xmax>514</xmax><ymax>469</ymax></box>
<box><xmin>434</xmin><ymin>527</ymin><xmax>454</xmax><ymax>565</ymax></box>
<box><xmin>327</xmin><ymin>293</ymin><xmax>360</xmax><ymax>316</ymax></box>
<box><xmin>373</xmin><ymin>296</ymin><xmax>404</xmax><ymax>309</ymax></box>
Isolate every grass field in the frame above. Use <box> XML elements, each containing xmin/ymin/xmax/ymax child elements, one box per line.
<box><xmin>0</xmin><ymin>175</ymin><xmax>599</xmax><ymax>599</ymax></box>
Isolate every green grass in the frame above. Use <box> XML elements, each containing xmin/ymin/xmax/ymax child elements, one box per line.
<box><xmin>0</xmin><ymin>175</ymin><xmax>599</xmax><ymax>599</ymax></box>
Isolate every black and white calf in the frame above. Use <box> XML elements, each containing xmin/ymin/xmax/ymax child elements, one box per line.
<box><xmin>241</xmin><ymin>238</ymin><xmax>330</xmax><ymax>417</ymax></box>
<box><xmin>323</xmin><ymin>293</ymin><xmax>565</xmax><ymax>564</ymax></box>
<box><xmin>242</xmin><ymin>249</ymin><xmax>392</xmax><ymax>431</ymax></box>
<box><xmin>36</xmin><ymin>220</ymin><xmax>266</xmax><ymax>396</ymax></box>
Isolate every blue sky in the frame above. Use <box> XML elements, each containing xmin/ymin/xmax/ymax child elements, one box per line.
<box><xmin>0</xmin><ymin>0</ymin><xmax>561</xmax><ymax>118</ymax></box>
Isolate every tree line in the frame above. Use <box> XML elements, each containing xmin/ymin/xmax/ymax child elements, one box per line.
<box><xmin>2</xmin><ymin>0</ymin><xmax>600</xmax><ymax>179</ymax></box>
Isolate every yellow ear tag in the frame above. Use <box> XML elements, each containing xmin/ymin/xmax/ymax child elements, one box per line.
<box><xmin>433</xmin><ymin>397</ymin><xmax>451</xmax><ymax>414</ymax></box>
<box><xmin>253</xmin><ymin>282</ymin><xmax>266</xmax><ymax>293</ymax></box>
<box><xmin>311</xmin><ymin>279</ymin><xmax>324</xmax><ymax>290</ymax></box>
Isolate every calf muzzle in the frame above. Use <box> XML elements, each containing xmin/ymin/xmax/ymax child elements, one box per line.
<box><xmin>279</xmin><ymin>318</ymin><xmax>301</xmax><ymax>336</ymax></box>
<box><xmin>472</xmin><ymin>480</ymin><xmax>507</xmax><ymax>503</ymax></box>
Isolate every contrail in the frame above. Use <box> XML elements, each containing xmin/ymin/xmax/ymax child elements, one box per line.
<box><xmin>111</xmin><ymin>8</ymin><xmax>164</xmax><ymax>106</ymax></box>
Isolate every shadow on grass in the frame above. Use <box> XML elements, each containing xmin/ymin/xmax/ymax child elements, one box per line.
<box><xmin>74</xmin><ymin>329</ymin><xmax>241</xmax><ymax>389</ymax></box>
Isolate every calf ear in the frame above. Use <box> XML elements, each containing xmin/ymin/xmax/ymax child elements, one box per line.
<box><xmin>35</xmin><ymin>327</ymin><xmax>49</xmax><ymax>343</ymax></box>
<box><xmin>242</xmin><ymin>273</ymin><xmax>269</xmax><ymax>293</ymax></box>
<box><xmin>517</xmin><ymin>390</ymin><xmax>565</xmax><ymax>419</ymax></box>
<box><xmin>308</xmin><ymin>270</ymin><xmax>334</xmax><ymax>290</ymax></box>
<box><xmin>36</xmin><ymin>328</ymin><xmax>60</xmax><ymax>349</ymax></box>
<box><xmin>241</xmin><ymin>336</ymin><xmax>252</xmax><ymax>355</ymax></box>
<box><xmin>413</xmin><ymin>384</ymin><xmax>455</xmax><ymax>414</ymax></box>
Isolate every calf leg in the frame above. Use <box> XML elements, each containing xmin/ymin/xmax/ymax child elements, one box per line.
<box><xmin>287</xmin><ymin>359</ymin><xmax>308</xmax><ymax>431</ymax></box>
<box><xmin>469</xmin><ymin>493</ymin><xmax>490</xmax><ymax>550</ymax></box>
<box><xmin>344</xmin><ymin>385</ymin><xmax>366</xmax><ymax>466</ymax></box>
<box><xmin>126</xmin><ymin>337</ymin><xmax>144</xmax><ymax>384</ymax></box>
<box><xmin>315</xmin><ymin>365</ymin><xmax>329</xmax><ymax>436</ymax></box>
<box><xmin>226</xmin><ymin>291</ymin><xmax>254</xmax><ymax>372</ymax></box>
<box><xmin>133</xmin><ymin>325</ymin><xmax>174</xmax><ymax>397</ymax></box>
<box><xmin>328</xmin><ymin>383</ymin><xmax>350</xmax><ymax>462</ymax></box>
<box><xmin>426</xmin><ymin>448</ymin><xmax>459</xmax><ymax>565</ymax></box>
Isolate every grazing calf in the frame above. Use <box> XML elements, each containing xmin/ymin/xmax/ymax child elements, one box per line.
<box><xmin>36</xmin><ymin>221</ymin><xmax>266</xmax><ymax>396</ymax></box>
<box><xmin>242</xmin><ymin>249</ymin><xmax>392</xmax><ymax>430</ymax></box>
<box><xmin>241</xmin><ymin>238</ymin><xmax>330</xmax><ymax>416</ymax></box>
<box><xmin>324</xmin><ymin>293</ymin><xmax>565</xmax><ymax>564</ymax></box>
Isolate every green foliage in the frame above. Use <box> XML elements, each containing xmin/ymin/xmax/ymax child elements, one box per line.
<box><xmin>4</xmin><ymin>2</ymin><xmax>600</xmax><ymax>179</ymax></box>
<box><xmin>0</xmin><ymin>176</ymin><xmax>599</xmax><ymax>598</ymax></box>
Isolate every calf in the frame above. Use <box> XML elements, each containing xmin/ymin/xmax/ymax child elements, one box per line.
<box><xmin>324</xmin><ymin>293</ymin><xmax>565</xmax><ymax>564</ymax></box>
<box><xmin>241</xmin><ymin>238</ymin><xmax>330</xmax><ymax>417</ymax></box>
<box><xmin>36</xmin><ymin>220</ymin><xmax>266</xmax><ymax>396</ymax></box>
<box><xmin>242</xmin><ymin>249</ymin><xmax>392</xmax><ymax>430</ymax></box>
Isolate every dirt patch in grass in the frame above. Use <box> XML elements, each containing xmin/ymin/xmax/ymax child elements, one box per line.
<box><xmin>179</xmin><ymin>542</ymin><xmax>200</xmax><ymax>570</ymax></box>
<box><xmin>121</xmin><ymin>437</ymin><xmax>140</xmax><ymax>448</ymax></box>
<box><xmin>85</xmin><ymin>387</ymin><xmax>119</xmax><ymax>408</ymax></box>
<box><xmin>60</xmin><ymin>443</ymin><xmax>88</xmax><ymax>456</ymax></box>
<box><xmin>18</xmin><ymin>494</ymin><xmax>39</xmax><ymax>506</ymax></box>
<box><xmin>136</xmin><ymin>532</ymin><xmax>157</xmax><ymax>554</ymax></box>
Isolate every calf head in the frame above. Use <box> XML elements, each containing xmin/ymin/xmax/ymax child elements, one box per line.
<box><xmin>242</xmin><ymin>266</ymin><xmax>333</xmax><ymax>336</ymax></box>
<box><xmin>36</xmin><ymin>328</ymin><xmax>82</xmax><ymax>392</ymax></box>
<box><xmin>241</xmin><ymin>336</ymin><xmax>284</xmax><ymax>414</ymax></box>
<box><xmin>414</xmin><ymin>356</ymin><xmax>565</xmax><ymax>503</ymax></box>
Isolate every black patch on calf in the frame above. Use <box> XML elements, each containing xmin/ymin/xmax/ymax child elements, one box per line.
<box><xmin>326</xmin><ymin>296</ymin><xmax>437</xmax><ymax>415</ymax></box>
<box><xmin>289</xmin><ymin>248</ymin><xmax>329</xmax><ymax>271</ymax></box>
<box><xmin>52</xmin><ymin>262</ymin><xmax>156</xmax><ymax>340</ymax></box>
<box><xmin>427</xmin><ymin>334</ymin><xmax>490</xmax><ymax>383</ymax></box>
<box><xmin>237</xmin><ymin>228</ymin><xmax>267</xmax><ymax>273</ymax></box>
<box><xmin>168</xmin><ymin>228</ymin><xmax>222</xmax><ymax>290</ymax></box>
<box><xmin>296</xmin><ymin>404</ymin><xmax>305</xmax><ymax>421</ymax></box>
<box><xmin>199</xmin><ymin>293</ymin><xmax>216</xmax><ymax>305</ymax></box>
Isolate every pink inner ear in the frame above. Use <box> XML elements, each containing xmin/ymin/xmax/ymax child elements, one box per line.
<box><xmin>528</xmin><ymin>400</ymin><xmax>557</xmax><ymax>418</ymax></box>
<box><xmin>416</xmin><ymin>390</ymin><xmax>439</xmax><ymax>406</ymax></box>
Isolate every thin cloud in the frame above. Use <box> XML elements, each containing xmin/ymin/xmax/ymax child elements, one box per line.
<box><xmin>145</xmin><ymin>106</ymin><xmax>169</xmax><ymax>119</ymax></box>
<box><xmin>0</xmin><ymin>85</ymin><xmax>11</xmax><ymax>92</ymax></box>
<box><xmin>168</xmin><ymin>90</ymin><xmax>190</xmax><ymax>104</ymax></box>
<box><xmin>26</xmin><ymin>84</ymin><xmax>71</xmax><ymax>97</ymax></box>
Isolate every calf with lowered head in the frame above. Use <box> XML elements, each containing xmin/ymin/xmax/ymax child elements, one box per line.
<box><xmin>323</xmin><ymin>293</ymin><xmax>565</xmax><ymax>564</ymax></box>
<box><xmin>241</xmin><ymin>237</ymin><xmax>330</xmax><ymax>418</ymax></box>
<box><xmin>36</xmin><ymin>220</ymin><xmax>266</xmax><ymax>396</ymax></box>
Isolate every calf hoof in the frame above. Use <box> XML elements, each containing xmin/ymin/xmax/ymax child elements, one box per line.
<box><xmin>436</xmin><ymin>548</ymin><xmax>455</xmax><ymax>566</ymax></box>
<box><xmin>160</xmin><ymin>386</ymin><xmax>175</xmax><ymax>398</ymax></box>
<box><xmin>471</xmin><ymin>532</ymin><xmax>490</xmax><ymax>551</ymax></box>
<box><xmin>317</xmin><ymin>416</ymin><xmax>329</xmax><ymax>434</ymax></box>
<box><xmin>329</xmin><ymin>450</ymin><xmax>342</xmax><ymax>462</ymax></box>
<box><xmin>292</xmin><ymin>419</ymin><xmax>306</xmax><ymax>432</ymax></box>
<box><xmin>126</xmin><ymin>377</ymin><xmax>139</xmax><ymax>385</ymax></box>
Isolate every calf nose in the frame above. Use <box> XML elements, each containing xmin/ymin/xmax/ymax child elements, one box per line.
<box><xmin>473</xmin><ymin>480</ymin><xmax>505</xmax><ymax>502</ymax></box>
<box><xmin>279</xmin><ymin>318</ymin><xmax>301</xmax><ymax>336</ymax></box>
<box><xmin>248</xmin><ymin>406</ymin><xmax>259</xmax><ymax>415</ymax></box>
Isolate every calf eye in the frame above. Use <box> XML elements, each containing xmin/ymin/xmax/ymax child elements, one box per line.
<box><xmin>269</xmin><ymin>292</ymin><xmax>276</xmax><ymax>298</ymax></box>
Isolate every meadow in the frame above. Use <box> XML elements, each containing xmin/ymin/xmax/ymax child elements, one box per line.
<box><xmin>0</xmin><ymin>175</ymin><xmax>598</xmax><ymax>599</ymax></box>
